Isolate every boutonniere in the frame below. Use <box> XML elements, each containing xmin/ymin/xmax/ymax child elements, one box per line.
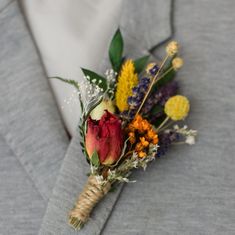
<box><xmin>54</xmin><ymin>29</ymin><xmax>197</xmax><ymax>230</ymax></box>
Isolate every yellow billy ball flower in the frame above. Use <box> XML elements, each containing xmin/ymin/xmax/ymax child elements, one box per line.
<box><xmin>166</xmin><ymin>41</ymin><xmax>179</xmax><ymax>56</ymax></box>
<box><xmin>115</xmin><ymin>60</ymin><xmax>138</xmax><ymax>112</ymax></box>
<box><xmin>164</xmin><ymin>95</ymin><xmax>190</xmax><ymax>121</ymax></box>
<box><xmin>172</xmin><ymin>57</ymin><xmax>184</xmax><ymax>70</ymax></box>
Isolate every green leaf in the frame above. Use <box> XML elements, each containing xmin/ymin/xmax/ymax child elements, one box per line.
<box><xmin>50</xmin><ymin>77</ymin><xmax>79</xmax><ymax>90</ymax></box>
<box><xmin>156</xmin><ymin>69</ymin><xmax>176</xmax><ymax>87</ymax></box>
<box><xmin>81</xmin><ymin>68</ymin><xmax>107</xmax><ymax>91</ymax></box>
<box><xmin>156</xmin><ymin>56</ymin><xmax>176</xmax><ymax>87</ymax></box>
<box><xmin>109</xmin><ymin>184</ymin><xmax>118</xmax><ymax>193</ymax></box>
<box><xmin>150</xmin><ymin>105</ymin><xmax>163</xmax><ymax>116</ymax></box>
<box><xmin>151</xmin><ymin>59</ymin><xmax>176</xmax><ymax>93</ymax></box>
<box><xmin>109</xmin><ymin>28</ymin><xmax>124</xmax><ymax>72</ymax></box>
<box><xmin>85</xmin><ymin>95</ymin><xmax>103</xmax><ymax>120</ymax></box>
<box><xmin>134</xmin><ymin>55</ymin><xmax>150</xmax><ymax>74</ymax></box>
<box><xmin>153</xmin><ymin>115</ymin><xmax>166</xmax><ymax>128</ymax></box>
<box><xmin>142</xmin><ymin>104</ymin><xmax>163</xmax><ymax>121</ymax></box>
<box><xmin>90</xmin><ymin>150</ymin><xmax>100</xmax><ymax>167</ymax></box>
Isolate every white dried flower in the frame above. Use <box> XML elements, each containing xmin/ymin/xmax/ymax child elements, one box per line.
<box><xmin>95</xmin><ymin>175</ymin><xmax>106</xmax><ymax>185</ymax></box>
<box><xmin>185</xmin><ymin>136</ymin><xmax>196</xmax><ymax>145</ymax></box>
<box><xmin>173</xmin><ymin>124</ymin><xmax>179</xmax><ymax>130</ymax></box>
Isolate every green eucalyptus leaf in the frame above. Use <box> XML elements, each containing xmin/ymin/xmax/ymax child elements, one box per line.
<box><xmin>81</xmin><ymin>68</ymin><xmax>107</xmax><ymax>91</ymax></box>
<box><xmin>109</xmin><ymin>28</ymin><xmax>124</xmax><ymax>72</ymax></box>
<box><xmin>91</xmin><ymin>150</ymin><xmax>100</xmax><ymax>167</ymax></box>
<box><xmin>134</xmin><ymin>55</ymin><xmax>150</xmax><ymax>74</ymax></box>
<box><xmin>50</xmin><ymin>77</ymin><xmax>79</xmax><ymax>90</ymax></box>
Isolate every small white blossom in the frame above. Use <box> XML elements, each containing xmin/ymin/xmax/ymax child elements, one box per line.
<box><xmin>173</xmin><ymin>124</ymin><xmax>179</xmax><ymax>130</ymax></box>
<box><xmin>185</xmin><ymin>136</ymin><xmax>196</xmax><ymax>145</ymax></box>
<box><xmin>172</xmin><ymin>125</ymin><xmax>197</xmax><ymax>145</ymax></box>
<box><xmin>95</xmin><ymin>175</ymin><xmax>104</xmax><ymax>184</ymax></box>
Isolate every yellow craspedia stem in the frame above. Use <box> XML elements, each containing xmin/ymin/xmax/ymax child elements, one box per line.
<box><xmin>164</xmin><ymin>95</ymin><xmax>190</xmax><ymax>121</ymax></box>
<box><xmin>115</xmin><ymin>60</ymin><xmax>138</xmax><ymax>112</ymax></box>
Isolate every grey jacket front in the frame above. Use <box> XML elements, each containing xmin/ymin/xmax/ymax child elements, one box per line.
<box><xmin>1</xmin><ymin>0</ymin><xmax>235</xmax><ymax>235</ymax></box>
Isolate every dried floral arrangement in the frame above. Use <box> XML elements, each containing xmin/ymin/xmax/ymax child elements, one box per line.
<box><xmin>54</xmin><ymin>29</ymin><xmax>197</xmax><ymax>230</ymax></box>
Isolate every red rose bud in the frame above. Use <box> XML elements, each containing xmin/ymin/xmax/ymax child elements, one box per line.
<box><xmin>85</xmin><ymin>111</ymin><xmax>124</xmax><ymax>165</ymax></box>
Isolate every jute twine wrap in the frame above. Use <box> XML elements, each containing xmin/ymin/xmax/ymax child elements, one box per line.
<box><xmin>69</xmin><ymin>175</ymin><xmax>111</xmax><ymax>229</ymax></box>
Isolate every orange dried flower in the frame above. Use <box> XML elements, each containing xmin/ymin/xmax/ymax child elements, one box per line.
<box><xmin>147</xmin><ymin>129</ymin><xmax>156</xmax><ymax>140</ymax></box>
<box><xmin>135</xmin><ymin>142</ymin><xmax>144</xmax><ymax>152</ymax></box>
<box><xmin>128</xmin><ymin>132</ymin><xmax>136</xmax><ymax>144</ymax></box>
<box><xmin>127</xmin><ymin>115</ymin><xmax>158</xmax><ymax>158</ymax></box>
<box><xmin>132</xmin><ymin>115</ymin><xmax>142</xmax><ymax>129</ymax></box>
<box><xmin>138</xmin><ymin>151</ymin><xmax>147</xmax><ymax>158</ymax></box>
<box><xmin>140</xmin><ymin>137</ymin><xmax>149</xmax><ymax>147</ymax></box>
<box><xmin>152</xmin><ymin>136</ymin><xmax>159</xmax><ymax>145</ymax></box>
<box><xmin>141</xmin><ymin>120</ymin><xmax>151</xmax><ymax>132</ymax></box>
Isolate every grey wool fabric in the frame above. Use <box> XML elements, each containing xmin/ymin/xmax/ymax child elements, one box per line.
<box><xmin>0</xmin><ymin>1</ymin><xmax>69</xmax><ymax>234</ymax></box>
<box><xmin>1</xmin><ymin>0</ymin><xmax>235</xmax><ymax>235</ymax></box>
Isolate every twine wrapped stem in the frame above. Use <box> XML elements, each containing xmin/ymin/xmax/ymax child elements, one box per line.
<box><xmin>68</xmin><ymin>175</ymin><xmax>111</xmax><ymax>230</ymax></box>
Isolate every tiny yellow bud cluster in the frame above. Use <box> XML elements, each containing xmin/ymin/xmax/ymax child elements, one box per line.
<box><xmin>172</xmin><ymin>57</ymin><xmax>184</xmax><ymax>70</ymax></box>
<box><xmin>166</xmin><ymin>41</ymin><xmax>179</xmax><ymax>56</ymax></box>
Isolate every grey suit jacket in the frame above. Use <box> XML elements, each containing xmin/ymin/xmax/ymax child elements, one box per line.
<box><xmin>1</xmin><ymin>0</ymin><xmax>235</xmax><ymax>234</ymax></box>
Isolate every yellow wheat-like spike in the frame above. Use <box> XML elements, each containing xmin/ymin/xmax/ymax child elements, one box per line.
<box><xmin>115</xmin><ymin>60</ymin><xmax>138</xmax><ymax>112</ymax></box>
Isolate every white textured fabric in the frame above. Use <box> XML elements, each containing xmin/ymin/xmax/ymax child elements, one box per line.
<box><xmin>22</xmin><ymin>0</ymin><xmax>123</xmax><ymax>136</ymax></box>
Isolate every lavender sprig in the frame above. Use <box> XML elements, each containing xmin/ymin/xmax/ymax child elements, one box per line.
<box><xmin>120</xmin><ymin>77</ymin><xmax>151</xmax><ymax>119</ymax></box>
<box><xmin>157</xmin><ymin>131</ymin><xmax>179</xmax><ymax>157</ymax></box>
<box><xmin>142</xmin><ymin>80</ymin><xmax>178</xmax><ymax>115</ymax></box>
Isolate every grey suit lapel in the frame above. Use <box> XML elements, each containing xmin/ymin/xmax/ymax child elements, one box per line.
<box><xmin>40</xmin><ymin>132</ymin><xmax>124</xmax><ymax>235</ymax></box>
<box><xmin>0</xmin><ymin>1</ymin><xmax>69</xmax><ymax>201</ymax></box>
<box><xmin>0</xmin><ymin>0</ymin><xmax>13</xmax><ymax>12</ymax></box>
<box><xmin>39</xmin><ymin>0</ymin><xmax>172</xmax><ymax>234</ymax></box>
<box><xmin>120</xmin><ymin>0</ymin><xmax>172</xmax><ymax>57</ymax></box>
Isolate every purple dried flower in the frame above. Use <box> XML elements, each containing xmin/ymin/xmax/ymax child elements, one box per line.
<box><xmin>120</xmin><ymin>110</ymin><xmax>136</xmax><ymax>120</ymax></box>
<box><xmin>157</xmin><ymin>131</ymin><xmax>179</xmax><ymax>157</ymax></box>
<box><xmin>142</xmin><ymin>81</ymin><xmax>178</xmax><ymax>114</ymax></box>
<box><xmin>158</xmin><ymin>81</ymin><xmax>179</xmax><ymax>105</ymax></box>
<box><xmin>146</xmin><ymin>63</ymin><xmax>159</xmax><ymax>76</ymax></box>
<box><xmin>124</xmin><ymin>77</ymin><xmax>151</xmax><ymax>119</ymax></box>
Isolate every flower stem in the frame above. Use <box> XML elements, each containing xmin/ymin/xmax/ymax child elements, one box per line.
<box><xmin>158</xmin><ymin>120</ymin><xmax>174</xmax><ymax>132</ymax></box>
<box><xmin>172</xmin><ymin>141</ymin><xmax>185</xmax><ymax>145</ymax></box>
<box><xmin>135</xmin><ymin>55</ymin><xmax>169</xmax><ymax>116</ymax></box>
<box><xmin>154</xmin><ymin>66</ymin><xmax>174</xmax><ymax>85</ymax></box>
<box><xmin>68</xmin><ymin>176</ymin><xmax>111</xmax><ymax>230</ymax></box>
<box><xmin>157</xmin><ymin>116</ymin><xmax>170</xmax><ymax>131</ymax></box>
